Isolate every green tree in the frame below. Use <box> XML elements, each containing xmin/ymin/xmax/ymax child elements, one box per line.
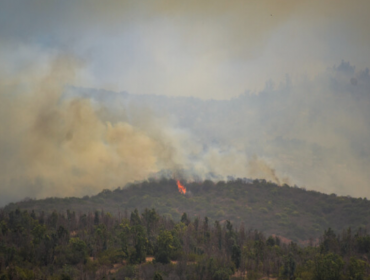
<box><xmin>60</xmin><ymin>273</ymin><xmax>72</xmax><ymax>280</ymax></box>
<box><xmin>314</xmin><ymin>253</ymin><xmax>344</xmax><ymax>280</ymax></box>
<box><xmin>57</xmin><ymin>225</ymin><xmax>69</xmax><ymax>241</ymax></box>
<box><xmin>95</xmin><ymin>224</ymin><xmax>108</xmax><ymax>251</ymax></box>
<box><xmin>347</xmin><ymin>257</ymin><xmax>367</xmax><ymax>280</ymax></box>
<box><xmin>49</xmin><ymin>210</ymin><xmax>58</xmax><ymax>228</ymax></box>
<box><xmin>142</xmin><ymin>208</ymin><xmax>159</xmax><ymax>238</ymax></box>
<box><xmin>67</xmin><ymin>238</ymin><xmax>87</xmax><ymax>265</ymax></box>
<box><xmin>130</xmin><ymin>209</ymin><xmax>141</xmax><ymax>226</ymax></box>
<box><xmin>231</xmin><ymin>243</ymin><xmax>241</xmax><ymax>269</ymax></box>
<box><xmin>32</xmin><ymin>223</ymin><xmax>46</xmax><ymax>245</ymax></box>
<box><xmin>94</xmin><ymin>211</ymin><xmax>100</xmax><ymax>225</ymax></box>
<box><xmin>119</xmin><ymin>222</ymin><xmax>130</xmax><ymax>257</ymax></box>
<box><xmin>320</xmin><ymin>228</ymin><xmax>338</xmax><ymax>254</ymax></box>
<box><xmin>155</xmin><ymin>230</ymin><xmax>174</xmax><ymax>264</ymax></box>
<box><xmin>281</xmin><ymin>253</ymin><xmax>296</xmax><ymax>280</ymax></box>
<box><xmin>1</xmin><ymin>221</ymin><xmax>8</xmax><ymax>235</ymax></box>
<box><xmin>215</xmin><ymin>220</ymin><xmax>222</xmax><ymax>250</ymax></box>
<box><xmin>181</xmin><ymin>212</ymin><xmax>190</xmax><ymax>226</ymax></box>
<box><xmin>266</xmin><ymin>236</ymin><xmax>275</xmax><ymax>247</ymax></box>
<box><xmin>30</xmin><ymin>210</ymin><xmax>36</xmax><ymax>220</ymax></box>
<box><xmin>213</xmin><ymin>267</ymin><xmax>232</xmax><ymax>280</ymax></box>
<box><xmin>153</xmin><ymin>272</ymin><xmax>163</xmax><ymax>280</ymax></box>
<box><xmin>129</xmin><ymin>225</ymin><xmax>147</xmax><ymax>264</ymax></box>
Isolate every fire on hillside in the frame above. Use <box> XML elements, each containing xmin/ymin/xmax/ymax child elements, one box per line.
<box><xmin>177</xmin><ymin>180</ymin><xmax>186</xmax><ymax>194</ymax></box>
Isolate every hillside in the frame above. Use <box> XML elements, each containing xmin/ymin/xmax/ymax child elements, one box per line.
<box><xmin>4</xmin><ymin>179</ymin><xmax>370</xmax><ymax>242</ymax></box>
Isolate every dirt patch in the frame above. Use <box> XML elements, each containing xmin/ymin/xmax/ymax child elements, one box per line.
<box><xmin>300</xmin><ymin>238</ymin><xmax>319</xmax><ymax>246</ymax></box>
<box><xmin>271</xmin><ymin>234</ymin><xmax>293</xmax><ymax>244</ymax></box>
<box><xmin>231</xmin><ymin>270</ymin><xmax>245</xmax><ymax>278</ymax></box>
<box><xmin>272</xmin><ymin>234</ymin><xmax>319</xmax><ymax>246</ymax></box>
<box><xmin>109</xmin><ymin>263</ymin><xmax>123</xmax><ymax>274</ymax></box>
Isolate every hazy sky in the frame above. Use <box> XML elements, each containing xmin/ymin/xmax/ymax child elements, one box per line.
<box><xmin>1</xmin><ymin>0</ymin><xmax>370</xmax><ymax>99</ymax></box>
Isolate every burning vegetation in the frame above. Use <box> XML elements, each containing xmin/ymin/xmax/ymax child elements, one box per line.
<box><xmin>176</xmin><ymin>180</ymin><xmax>186</xmax><ymax>194</ymax></box>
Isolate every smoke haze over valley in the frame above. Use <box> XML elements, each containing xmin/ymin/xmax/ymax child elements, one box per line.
<box><xmin>1</xmin><ymin>0</ymin><xmax>370</xmax><ymax>205</ymax></box>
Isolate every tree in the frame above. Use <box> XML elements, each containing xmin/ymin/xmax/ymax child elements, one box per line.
<box><xmin>142</xmin><ymin>208</ymin><xmax>159</xmax><ymax>238</ymax></box>
<box><xmin>119</xmin><ymin>222</ymin><xmax>130</xmax><ymax>257</ymax></box>
<box><xmin>94</xmin><ymin>211</ymin><xmax>100</xmax><ymax>225</ymax></box>
<box><xmin>347</xmin><ymin>257</ymin><xmax>367</xmax><ymax>280</ymax></box>
<box><xmin>95</xmin><ymin>224</ymin><xmax>108</xmax><ymax>251</ymax></box>
<box><xmin>67</xmin><ymin>238</ymin><xmax>87</xmax><ymax>265</ymax></box>
<box><xmin>48</xmin><ymin>211</ymin><xmax>58</xmax><ymax>228</ymax></box>
<box><xmin>181</xmin><ymin>212</ymin><xmax>190</xmax><ymax>226</ymax></box>
<box><xmin>129</xmin><ymin>225</ymin><xmax>147</xmax><ymax>264</ymax></box>
<box><xmin>153</xmin><ymin>272</ymin><xmax>163</xmax><ymax>280</ymax></box>
<box><xmin>32</xmin><ymin>223</ymin><xmax>46</xmax><ymax>245</ymax></box>
<box><xmin>30</xmin><ymin>210</ymin><xmax>36</xmax><ymax>220</ymax></box>
<box><xmin>57</xmin><ymin>225</ymin><xmax>69</xmax><ymax>240</ymax></box>
<box><xmin>215</xmin><ymin>220</ymin><xmax>222</xmax><ymax>250</ymax></box>
<box><xmin>155</xmin><ymin>230</ymin><xmax>174</xmax><ymax>264</ymax></box>
<box><xmin>213</xmin><ymin>268</ymin><xmax>231</xmax><ymax>280</ymax></box>
<box><xmin>130</xmin><ymin>209</ymin><xmax>141</xmax><ymax>226</ymax></box>
<box><xmin>1</xmin><ymin>221</ymin><xmax>8</xmax><ymax>235</ymax></box>
<box><xmin>314</xmin><ymin>253</ymin><xmax>344</xmax><ymax>280</ymax></box>
<box><xmin>320</xmin><ymin>228</ymin><xmax>338</xmax><ymax>254</ymax></box>
<box><xmin>281</xmin><ymin>253</ymin><xmax>296</xmax><ymax>280</ymax></box>
<box><xmin>231</xmin><ymin>243</ymin><xmax>241</xmax><ymax>269</ymax></box>
<box><xmin>266</xmin><ymin>236</ymin><xmax>275</xmax><ymax>247</ymax></box>
<box><xmin>203</xmin><ymin>217</ymin><xmax>210</xmax><ymax>243</ymax></box>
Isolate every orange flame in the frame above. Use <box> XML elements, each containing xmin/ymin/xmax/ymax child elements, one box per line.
<box><xmin>177</xmin><ymin>180</ymin><xmax>186</xmax><ymax>194</ymax></box>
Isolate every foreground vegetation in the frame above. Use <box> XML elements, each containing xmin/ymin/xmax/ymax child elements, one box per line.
<box><xmin>5</xmin><ymin>179</ymin><xmax>370</xmax><ymax>242</ymax></box>
<box><xmin>1</xmin><ymin>206</ymin><xmax>370</xmax><ymax>280</ymax></box>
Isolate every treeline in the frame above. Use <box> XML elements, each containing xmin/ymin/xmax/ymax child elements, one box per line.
<box><xmin>6</xmin><ymin>178</ymin><xmax>370</xmax><ymax>243</ymax></box>
<box><xmin>1</xmin><ymin>208</ymin><xmax>370</xmax><ymax>280</ymax></box>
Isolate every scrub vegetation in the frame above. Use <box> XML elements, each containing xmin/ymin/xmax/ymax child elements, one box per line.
<box><xmin>4</xmin><ymin>179</ymin><xmax>370</xmax><ymax>242</ymax></box>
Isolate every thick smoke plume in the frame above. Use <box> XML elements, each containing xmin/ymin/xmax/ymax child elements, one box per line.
<box><xmin>0</xmin><ymin>57</ymin><xmax>162</xmax><ymax>204</ymax></box>
<box><xmin>1</xmin><ymin>56</ymin><xmax>271</xmax><ymax>206</ymax></box>
<box><xmin>2</xmin><ymin>0</ymin><xmax>370</xmax><ymax>204</ymax></box>
<box><xmin>86</xmin><ymin>61</ymin><xmax>370</xmax><ymax>199</ymax></box>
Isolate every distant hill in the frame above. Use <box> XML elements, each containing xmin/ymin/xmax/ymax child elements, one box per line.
<box><xmin>4</xmin><ymin>179</ymin><xmax>370</xmax><ymax>242</ymax></box>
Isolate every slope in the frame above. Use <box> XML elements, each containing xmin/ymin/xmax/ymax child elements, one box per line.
<box><xmin>3</xmin><ymin>179</ymin><xmax>370</xmax><ymax>242</ymax></box>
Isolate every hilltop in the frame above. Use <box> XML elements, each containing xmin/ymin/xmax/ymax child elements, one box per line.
<box><xmin>4</xmin><ymin>179</ymin><xmax>370</xmax><ymax>242</ymax></box>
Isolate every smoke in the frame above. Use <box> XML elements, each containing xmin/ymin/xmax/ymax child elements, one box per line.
<box><xmin>248</xmin><ymin>156</ymin><xmax>290</xmax><ymax>186</ymax></box>
<box><xmin>3</xmin><ymin>54</ymin><xmax>368</xmax><ymax>205</ymax></box>
<box><xmin>154</xmin><ymin>61</ymin><xmax>370</xmax><ymax>198</ymax></box>
<box><xmin>0</xmin><ymin>55</ymin><xmax>266</xmax><ymax>206</ymax></box>
<box><xmin>0</xmin><ymin>56</ymin><xmax>161</xmax><ymax>204</ymax></box>
<box><xmin>82</xmin><ymin>60</ymin><xmax>370</xmax><ymax>198</ymax></box>
<box><xmin>2</xmin><ymin>1</ymin><xmax>370</xmax><ymax>204</ymax></box>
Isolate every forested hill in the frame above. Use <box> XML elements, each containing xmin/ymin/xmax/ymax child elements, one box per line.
<box><xmin>4</xmin><ymin>179</ymin><xmax>370</xmax><ymax>242</ymax></box>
